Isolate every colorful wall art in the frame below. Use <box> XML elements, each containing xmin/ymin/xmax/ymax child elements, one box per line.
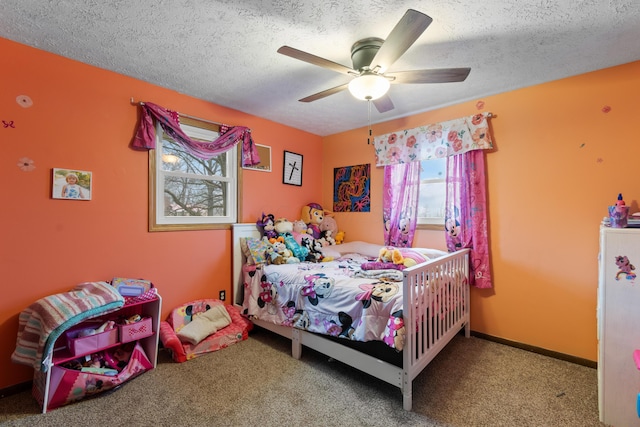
<box><xmin>333</xmin><ymin>163</ymin><xmax>370</xmax><ymax>212</ymax></box>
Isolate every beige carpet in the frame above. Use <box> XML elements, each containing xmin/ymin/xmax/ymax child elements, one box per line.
<box><xmin>0</xmin><ymin>328</ymin><xmax>606</xmax><ymax>427</ymax></box>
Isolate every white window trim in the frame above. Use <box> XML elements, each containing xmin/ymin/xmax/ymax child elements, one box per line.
<box><xmin>149</xmin><ymin>120</ymin><xmax>238</xmax><ymax>232</ymax></box>
<box><xmin>417</xmin><ymin>159</ymin><xmax>446</xmax><ymax>229</ymax></box>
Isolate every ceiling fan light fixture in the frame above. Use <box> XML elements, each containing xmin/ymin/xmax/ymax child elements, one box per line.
<box><xmin>348</xmin><ymin>73</ymin><xmax>390</xmax><ymax>100</ymax></box>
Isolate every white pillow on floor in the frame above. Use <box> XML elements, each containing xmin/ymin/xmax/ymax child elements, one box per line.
<box><xmin>177</xmin><ymin>305</ymin><xmax>232</xmax><ymax>345</ymax></box>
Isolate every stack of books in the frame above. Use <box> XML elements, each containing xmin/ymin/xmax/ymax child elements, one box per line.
<box><xmin>627</xmin><ymin>214</ymin><xmax>640</xmax><ymax>228</ymax></box>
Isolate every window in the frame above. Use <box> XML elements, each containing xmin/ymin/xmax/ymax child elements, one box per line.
<box><xmin>149</xmin><ymin>117</ymin><xmax>239</xmax><ymax>231</ymax></box>
<box><xmin>417</xmin><ymin>158</ymin><xmax>446</xmax><ymax>228</ymax></box>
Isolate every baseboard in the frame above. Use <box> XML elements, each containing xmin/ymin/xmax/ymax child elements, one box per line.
<box><xmin>471</xmin><ymin>331</ymin><xmax>597</xmax><ymax>369</ymax></box>
<box><xmin>1</xmin><ymin>332</ymin><xmax>595</xmax><ymax>400</ymax></box>
<box><xmin>0</xmin><ymin>380</ymin><xmax>32</xmax><ymax>399</ymax></box>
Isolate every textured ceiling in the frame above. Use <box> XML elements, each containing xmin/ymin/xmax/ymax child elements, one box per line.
<box><xmin>1</xmin><ymin>0</ymin><xmax>639</xmax><ymax>136</ymax></box>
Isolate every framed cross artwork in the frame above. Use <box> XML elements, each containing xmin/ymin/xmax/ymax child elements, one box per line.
<box><xmin>283</xmin><ymin>150</ymin><xmax>303</xmax><ymax>186</ymax></box>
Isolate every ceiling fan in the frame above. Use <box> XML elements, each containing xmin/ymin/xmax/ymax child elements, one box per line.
<box><xmin>277</xmin><ymin>9</ymin><xmax>471</xmax><ymax>113</ymax></box>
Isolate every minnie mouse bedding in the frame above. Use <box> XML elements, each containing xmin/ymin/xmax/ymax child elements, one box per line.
<box><xmin>242</xmin><ymin>252</ymin><xmax>414</xmax><ymax>351</ymax></box>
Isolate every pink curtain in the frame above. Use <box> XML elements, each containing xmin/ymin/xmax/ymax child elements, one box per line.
<box><xmin>375</xmin><ymin>113</ymin><xmax>493</xmax><ymax>288</ymax></box>
<box><xmin>383</xmin><ymin>162</ymin><xmax>420</xmax><ymax>247</ymax></box>
<box><xmin>445</xmin><ymin>150</ymin><xmax>492</xmax><ymax>288</ymax></box>
<box><xmin>132</xmin><ymin>102</ymin><xmax>260</xmax><ymax>167</ymax></box>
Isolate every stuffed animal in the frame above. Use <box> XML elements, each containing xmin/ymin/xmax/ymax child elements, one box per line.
<box><xmin>320</xmin><ymin>229</ymin><xmax>336</xmax><ymax>246</ymax></box>
<box><xmin>319</xmin><ymin>216</ymin><xmax>338</xmax><ymax>239</ymax></box>
<box><xmin>274</xmin><ymin>217</ymin><xmax>293</xmax><ymax>234</ymax></box>
<box><xmin>274</xmin><ymin>218</ymin><xmax>309</xmax><ymax>260</ymax></box>
<box><xmin>334</xmin><ymin>231</ymin><xmax>345</xmax><ymax>245</ymax></box>
<box><xmin>300</xmin><ymin>203</ymin><xmax>325</xmax><ymax>239</ymax></box>
<box><xmin>378</xmin><ymin>247</ymin><xmax>427</xmax><ymax>268</ymax></box>
<box><xmin>256</xmin><ymin>213</ymin><xmax>277</xmax><ymax>240</ymax></box>
<box><xmin>300</xmin><ymin>235</ymin><xmax>323</xmax><ymax>263</ymax></box>
<box><xmin>268</xmin><ymin>240</ymin><xmax>300</xmax><ymax>265</ymax></box>
<box><xmin>383</xmin><ymin>310</ymin><xmax>405</xmax><ymax>350</ymax></box>
<box><xmin>377</xmin><ymin>247</ymin><xmax>399</xmax><ymax>264</ymax></box>
<box><xmin>265</xmin><ymin>244</ymin><xmax>279</xmax><ymax>264</ymax></box>
<box><xmin>291</xmin><ymin>220</ymin><xmax>308</xmax><ymax>244</ymax></box>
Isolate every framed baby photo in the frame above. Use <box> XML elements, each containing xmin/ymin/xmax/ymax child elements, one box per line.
<box><xmin>52</xmin><ymin>168</ymin><xmax>92</xmax><ymax>200</ymax></box>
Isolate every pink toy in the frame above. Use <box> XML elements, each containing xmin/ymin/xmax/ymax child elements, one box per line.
<box><xmin>320</xmin><ymin>216</ymin><xmax>338</xmax><ymax>236</ymax></box>
<box><xmin>609</xmin><ymin>193</ymin><xmax>629</xmax><ymax>228</ymax></box>
<box><xmin>292</xmin><ymin>220</ymin><xmax>308</xmax><ymax>244</ymax></box>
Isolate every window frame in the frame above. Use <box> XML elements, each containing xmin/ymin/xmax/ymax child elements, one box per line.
<box><xmin>148</xmin><ymin>116</ymin><xmax>242</xmax><ymax>232</ymax></box>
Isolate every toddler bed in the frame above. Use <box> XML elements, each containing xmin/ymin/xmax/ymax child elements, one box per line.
<box><xmin>232</xmin><ymin>223</ymin><xmax>470</xmax><ymax>411</ymax></box>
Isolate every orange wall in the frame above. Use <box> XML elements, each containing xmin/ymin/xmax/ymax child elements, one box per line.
<box><xmin>0</xmin><ymin>37</ymin><xmax>322</xmax><ymax>389</ymax></box>
<box><xmin>3</xmin><ymin>32</ymin><xmax>640</xmax><ymax>390</ymax></box>
<box><xmin>324</xmin><ymin>59</ymin><xmax>640</xmax><ymax>362</ymax></box>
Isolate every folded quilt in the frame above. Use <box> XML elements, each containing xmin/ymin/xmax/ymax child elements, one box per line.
<box><xmin>353</xmin><ymin>268</ymin><xmax>404</xmax><ymax>281</ymax></box>
<box><xmin>360</xmin><ymin>261</ymin><xmax>405</xmax><ymax>271</ymax></box>
<box><xmin>12</xmin><ymin>281</ymin><xmax>124</xmax><ymax>371</ymax></box>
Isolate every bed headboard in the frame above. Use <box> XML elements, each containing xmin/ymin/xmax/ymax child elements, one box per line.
<box><xmin>231</xmin><ymin>223</ymin><xmax>261</xmax><ymax>306</ymax></box>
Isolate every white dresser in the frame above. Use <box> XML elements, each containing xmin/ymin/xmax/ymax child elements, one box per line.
<box><xmin>598</xmin><ymin>225</ymin><xmax>640</xmax><ymax>426</ymax></box>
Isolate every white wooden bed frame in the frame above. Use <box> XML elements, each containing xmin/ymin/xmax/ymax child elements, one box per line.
<box><xmin>232</xmin><ymin>223</ymin><xmax>470</xmax><ymax>411</ymax></box>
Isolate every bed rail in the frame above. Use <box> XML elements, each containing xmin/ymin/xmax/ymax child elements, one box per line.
<box><xmin>402</xmin><ymin>248</ymin><xmax>470</xmax><ymax>409</ymax></box>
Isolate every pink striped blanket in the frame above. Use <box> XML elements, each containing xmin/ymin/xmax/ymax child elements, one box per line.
<box><xmin>11</xmin><ymin>281</ymin><xmax>124</xmax><ymax>371</ymax></box>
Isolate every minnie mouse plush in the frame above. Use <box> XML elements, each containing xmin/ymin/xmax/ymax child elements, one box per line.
<box><xmin>256</xmin><ymin>212</ymin><xmax>277</xmax><ymax>240</ymax></box>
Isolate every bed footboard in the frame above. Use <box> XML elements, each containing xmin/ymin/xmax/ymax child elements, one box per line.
<box><xmin>232</xmin><ymin>224</ymin><xmax>471</xmax><ymax>411</ymax></box>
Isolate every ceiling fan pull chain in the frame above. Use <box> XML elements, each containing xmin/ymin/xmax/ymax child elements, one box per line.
<box><xmin>367</xmin><ymin>99</ymin><xmax>372</xmax><ymax>144</ymax></box>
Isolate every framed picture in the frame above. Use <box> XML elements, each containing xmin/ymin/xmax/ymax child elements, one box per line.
<box><xmin>333</xmin><ymin>163</ymin><xmax>370</xmax><ymax>212</ymax></box>
<box><xmin>52</xmin><ymin>168</ymin><xmax>92</xmax><ymax>200</ymax></box>
<box><xmin>283</xmin><ymin>151</ymin><xmax>303</xmax><ymax>186</ymax></box>
<box><xmin>242</xmin><ymin>144</ymin><xmax>272</xmax><ymax>172</ymax></box>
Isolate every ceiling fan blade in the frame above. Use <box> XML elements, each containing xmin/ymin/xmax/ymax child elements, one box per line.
<box><xmin>370</xmin><ymin>9</ymin><xmax>433</xmax><ymax>73</ymax></box>
<box><xmin>387</xmin><ymin>68</ymin><xmax>471</xmax><ymax>84</ymax></box>
<box><xmin>278</xmin><ymin>46</ymin><xmax>355</xmax><ymax>75</ymax></box>
<box><xmin>299</xmin><ymin>83</ymin><xmax>350</xmax><ymax>103</ymax></box>
<box><xmin>373</xmin><ymin>94</ymin><xmax>395</xmax><ymax>113</ymax></box>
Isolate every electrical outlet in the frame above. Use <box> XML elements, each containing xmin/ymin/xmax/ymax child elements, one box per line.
<box><xmin>219</xmin><ymin>290</ymin><xmax>226</xmax><ymax>301</ymax></box>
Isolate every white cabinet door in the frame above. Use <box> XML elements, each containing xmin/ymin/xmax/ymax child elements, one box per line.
<box><xmin>599</xmin><ymin>226</ymin><xmax>640</xmax><ymax>426</ymax></box>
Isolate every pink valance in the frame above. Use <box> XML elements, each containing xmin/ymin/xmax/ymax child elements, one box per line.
<box><xmin>132</xmin><ymin>102</ymin><xmax>260</xmax><ymax>167</ymax></box>
<box><xmin>373</xmin><ymin>113</ymin><xmax>493</xmax><ymax>166</ymax></box>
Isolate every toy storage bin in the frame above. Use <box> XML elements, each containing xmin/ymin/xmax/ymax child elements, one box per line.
<box><xmin>119</xmin><ymin>317</ymin><xmax>153</xmax><ymax>343</ymax></box>
<box><xmin>65</xmin><ymin>322</ymin><xmax>118</xmax><ymax>357</ymax></box>
<box><xmin>34</xmin><ymin>341</ymin><xmax>153</xmax><ymax>411</ymax></box>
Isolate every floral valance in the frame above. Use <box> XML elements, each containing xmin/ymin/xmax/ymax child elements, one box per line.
<box><xmin>132</xmin><ymin>101</ymin><xmax>260</xmax><ymax>167</ymax></box>
<box><xmin>373</xmin><ymin>112</ymin><xmax>493</xmax><ymax>166</ymax></box>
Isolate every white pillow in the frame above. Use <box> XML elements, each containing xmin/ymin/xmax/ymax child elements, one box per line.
<box><xmin>319</xmin><ymin>246</ymin><xmax>341</xmax><ymax>258</ymax></box>
<box><xmin>412</xmin><ymin>248</ymin><xmax>448</xmax><ymax>259</ymax></box>
<box><xmin>323</xmin><ymin>241</ymin><xmax>383</xmax><ymax>258</ymax></box>
<box><xmin>320</xmin><ymin>241</ymin><xmax>447</xmax><ymax>261</ymax></box>
<box><xmin>177</xmin><ymin>304</ymin><xmax>232</xmax><ymax>345</ymax></box>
